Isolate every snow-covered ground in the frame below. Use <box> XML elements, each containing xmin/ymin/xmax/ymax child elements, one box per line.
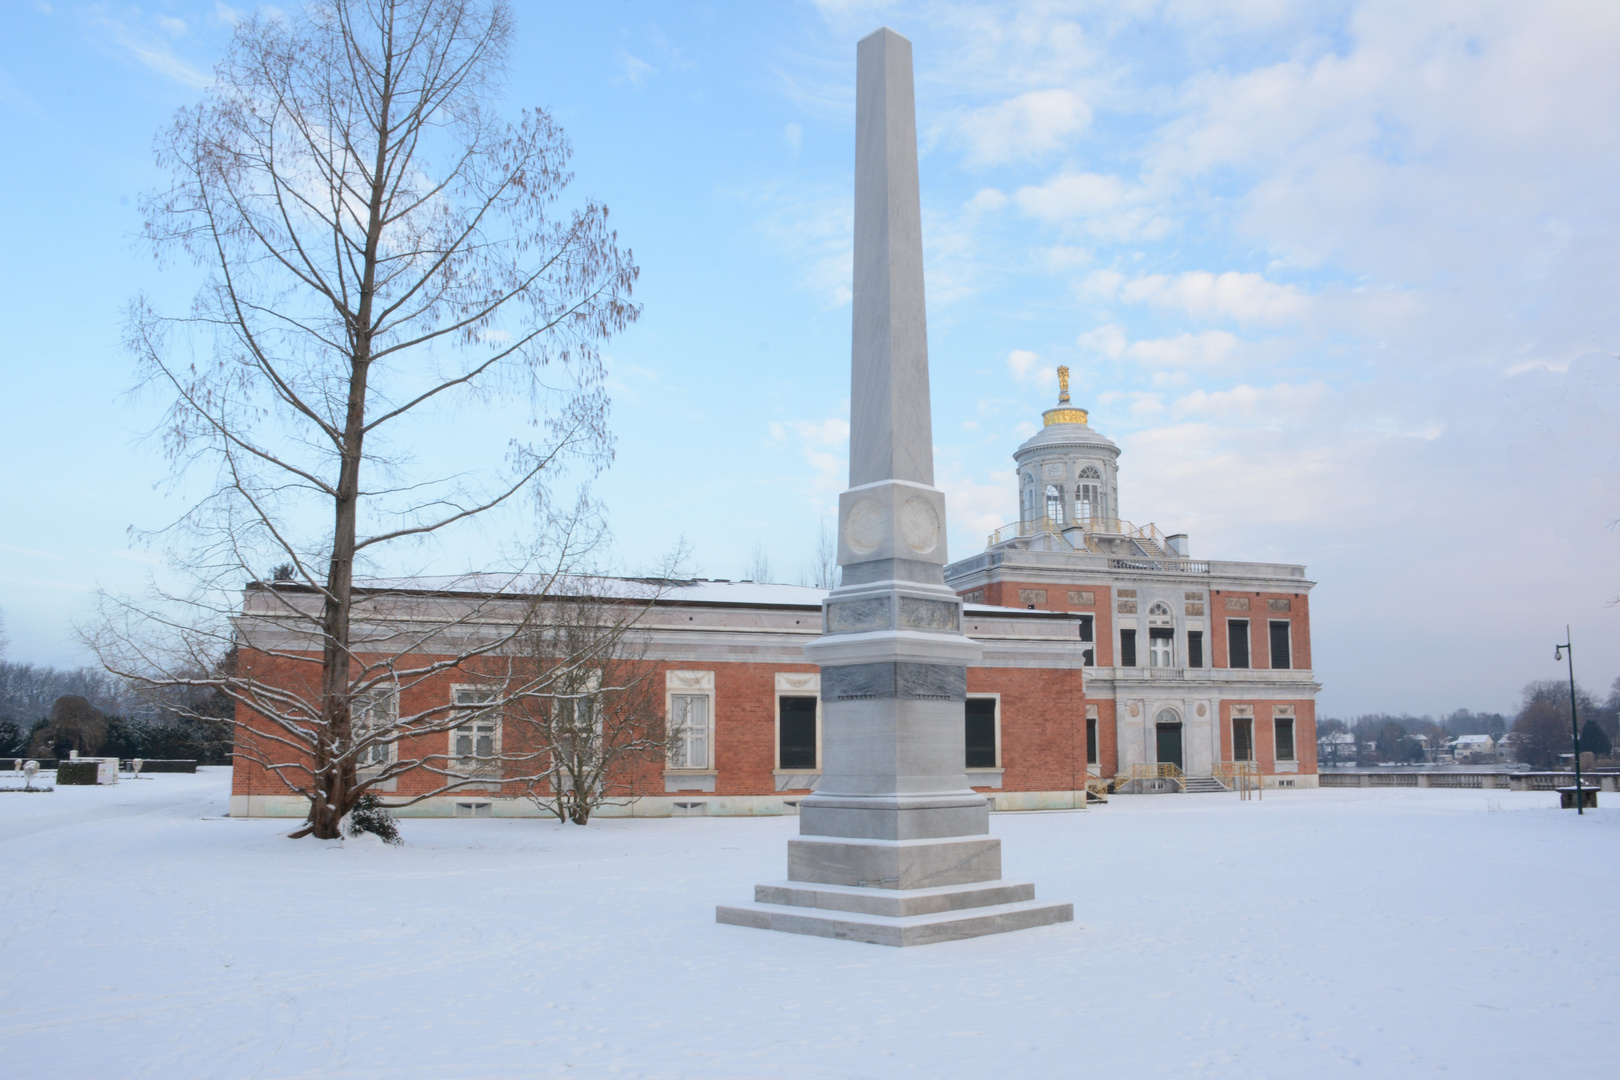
<box><xmin>2</xmin><ymin>770</ymin><xmax>1616</xmax><ymax>1078</ymax></box>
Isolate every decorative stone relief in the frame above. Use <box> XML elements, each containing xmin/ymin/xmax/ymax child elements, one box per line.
<box><xmin>666</xmin><ymin>670</ymin><xmax>714</xmax><ymax>691</ymax></box>
<box><xmin>775</xmin><ymin>672</ymin><xmax>821</xmax><ymax>693</ymax></box>
<box><xmin>1117</xmin><ymin>589</ymin><xmax>1138</xmax><ymax>598</ymax></box>
<box><xmin>1068</xmin><ymin>590</ymin><xmax>1095</xmax><ymax>606</ymax></box>
<box><xmin>845</xmin><ymin>496</ymin><xmax>884</xmax><ymax>554</ymax></box>
<box><xmin>1117</xmin><ymin>601</ymin><xmax>1138</xmax><ymax>614</ymax></box>
<box><xmin>898</xmin><ymin>596</ymin><xmax>957</xmax><ymax>631</ymax></box>
<box><xmin>1128</xmin><ymin>703</ymin><xmax>1141</xmax><ymax>717</ymax></box>
<box><xmin>900</xmin><ymin>496</ymin><xmax>940</xmax><ymax>554</ymax></box>
<box><xmin>1018</xmin><ymin>588</ymin><xmax>1047</xmax><ymax>606</ymax></box>
<box><xmin>1185</xmin><ymin>603</ymin><xmax>1205</xmax><ymax>615</ymax></box>
<box><xmin>1267</xmin><ymin>598</ymin><xmax>1292</xmax><ymax>612</ymax></box>
<box><xmin>1185</xmin><ymin>592</ymin><xmax>1205</xmax><ymax>601</ymax></box>
<box><xmin>961</xmin><ymin>589</ymin><xmax>984</xmax><ymax>604</ymax></box>
<box><xmin>828</xmin><ymin>596</ymin><xmax>890</xmax><ymax>632</ymax></box>
<box><xmin>1196</xmin><ymin>704</ymin><xmax>1207</xmax><ymax>717</ymax></box>
<box><xmin>1225</xmin><ymin>596</ymin><xmax>1250</xmax><ymax>612</ymax></box>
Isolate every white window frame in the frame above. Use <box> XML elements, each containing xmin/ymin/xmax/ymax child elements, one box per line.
<box><xmin>773</xmin><ymin>672</ymin><xmax>821</xmax><ymax>776</ymax></box>
<box><xmin>665</xmin><ymin>670</ymin><xmax>716</xmax><ymax>774</ymax></box>
<box><xmin>448</xmin><ymin>684</ymin><xmax>502</xmax><ymax>782</ymax></box>
<box><xmin>353</xmin><ymin>686</ymin><xmax>398</xmax><ymax>771</ymax></box>
<box><xmin>1268</xmin><ymin>619</ymin><xmax>1293</xmax><ymax>670</ymax></box>
<box><xmin>965</xmin><ymin>692</ymin><xmax>1003</xmax><ymax>779</ymax></box>
<box><xmin>1273</xmin><ymin>705</ymin><xmax>1298</xmax><ymax>763</ymax></box>
<box><xmin>1231</xmin><ymin>705</ymin><xmax>1256</xmax><ymax>763</ymax></box>
<box><xmin>1085</xmin><ymin>703</ymin><xmax>1100</xmax><ymax>772</ymax></box>
<box><xmin>1227</xmin><ymin>618</ymin><xmax>1251</xmax><ymax>669</ymax></box>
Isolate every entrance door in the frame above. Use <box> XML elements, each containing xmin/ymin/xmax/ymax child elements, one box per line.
<box><xmin>1156</xmin><ymin>723</ymin><xmax>1183</xmax><ymax>770</ymax></box>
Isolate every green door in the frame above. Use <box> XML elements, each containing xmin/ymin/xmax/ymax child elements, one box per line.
<box><xmin>1156</xmin><ymin>723</ymin><xmax>1183</xmax><ymax>770</ymax></box>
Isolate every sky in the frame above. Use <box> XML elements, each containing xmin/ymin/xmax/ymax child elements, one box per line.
<box><xmin>1</xmin><ymin>0</ymin><xmax>1617</xmax><ymax>718</ymax></box>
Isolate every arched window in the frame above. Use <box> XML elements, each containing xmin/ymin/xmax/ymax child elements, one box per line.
<box><xmin>1075</xmin><ymin>466</ymin><xmax>1102</xmax><ymax>526</ymax></box>
<box><xmin>1021</xmin><ymin>473</ymin><xmax>1036</xmax><ymax>521</ymax></box>
<box><xmin>1045</xmin><ymin>484</ymin><xmax>1063</xmax><ymax>523</ymax></box>
<box><xmin>1147</xmin><ymin>602</ymin><xmax>1175</xmax><ymax>668</ymax></box>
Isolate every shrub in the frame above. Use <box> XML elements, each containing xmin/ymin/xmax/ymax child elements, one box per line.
<box><xmin>347</xmin><ymin>794</ymin><xmax>402</xmax><ymax>845</ymax></box>
<box><xmin>56</xmin><ymin>761</ymin><xmax>100</xmax><ymax>785</ymax></box>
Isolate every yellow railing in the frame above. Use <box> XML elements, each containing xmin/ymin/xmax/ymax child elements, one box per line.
<box><xmin>1111</xmin><ymin>762</ymin><xmax>1185</xmax><ymax>791</ymax></box>
<box><xmin>987</xmin><ymin>515</ymin><xmax>1172</xmax><ymax>554</ymax></box>
<box><xmin>1084</xmin><ymin>775</ymin><xmax>1111</xmax><ymax>803</ymax></box>
<box><xmin>1213</xmin><ymin>760</ymin><xmax>1263</xmax><ymax>800</ymax></box>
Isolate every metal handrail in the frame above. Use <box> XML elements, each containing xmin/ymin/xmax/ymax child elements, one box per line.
<box><xmin>1213</xmin><ymin>760</ymin><xmax>1263</xmax><ymax>800</ymax></box>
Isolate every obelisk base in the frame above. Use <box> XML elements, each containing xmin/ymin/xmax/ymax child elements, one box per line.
<box><xmin>717</xmin><ymin>878</ymin><xmax>1073</xmax><ymax>947</ymax></box>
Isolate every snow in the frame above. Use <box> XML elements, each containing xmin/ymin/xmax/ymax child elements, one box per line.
<box><xmin>3</xmin><ymin>771</ymin><xmax>1617</xmax><ymax>1078</ymax></box>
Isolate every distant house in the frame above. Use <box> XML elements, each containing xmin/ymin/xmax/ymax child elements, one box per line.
<box><xmin>1454</xmin><ymin>734</ymin><xmax>1496</xmax><ymax>763</ymax></box>
<box><xmin>1318</xmin><ymin>731</ymin><xmax>1356</xmax><ymax>766</ymax></box>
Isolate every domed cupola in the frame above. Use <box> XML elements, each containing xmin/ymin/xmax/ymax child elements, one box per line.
<box><xmin>1012</xmin><ymin>366</ymin><xmax>1121</xmax><ymax>535</ymax></box>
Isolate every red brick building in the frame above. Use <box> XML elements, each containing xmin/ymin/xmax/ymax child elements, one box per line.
<box><xmin>229</xmin><ymin>380</ymin><xmax>1317</xmax><ymax>819</ymax></box>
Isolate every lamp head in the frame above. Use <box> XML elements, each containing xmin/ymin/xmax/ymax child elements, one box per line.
<box><xmin>1555</xmin><ymin>645</ymin><xmax>1564</xmax><ymax>661</ymax></box>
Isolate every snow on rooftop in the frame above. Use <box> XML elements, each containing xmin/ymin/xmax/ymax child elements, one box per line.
<box><xmin>338</xmin><ymin>574</ymin><xmax>1058</xmax><ymax>616</ymax></box>
<box><xmin>4</xmin><ymin>768</ymin><xmax>1617</xmax><ymax>1076</ymax></box>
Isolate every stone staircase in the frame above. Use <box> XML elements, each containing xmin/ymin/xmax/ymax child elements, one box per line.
<box><xmin>1181</xmin><ymin>776</ymin><xmax>1229</xmax><ymax>794</ymax></box>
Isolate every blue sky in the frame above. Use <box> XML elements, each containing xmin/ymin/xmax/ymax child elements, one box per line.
<box><xmin>2</xmin><ymin>0</ymin><xmax>1617</xmax><ymax>717</ymax></box>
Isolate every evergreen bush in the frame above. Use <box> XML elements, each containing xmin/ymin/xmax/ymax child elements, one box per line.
<box><xmin>347</xmin><ymin>794</ymin><xmax>402</xmax><ymax>845</ymax></box>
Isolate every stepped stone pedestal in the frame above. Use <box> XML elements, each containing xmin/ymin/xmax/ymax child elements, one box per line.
<box><xmin>716</xmin><ymin>26</ymin><xmax>1071</xmax><ymax>946</ymax></box>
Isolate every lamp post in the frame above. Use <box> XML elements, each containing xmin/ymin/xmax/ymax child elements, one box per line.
<box><xmin>1554</xmin><ymin>626</ymin><xmax>1584</xmax><ymax>815</ymax></box>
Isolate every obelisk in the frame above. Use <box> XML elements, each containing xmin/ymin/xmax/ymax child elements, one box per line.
<box><xmin>717</xmin><ymin>27</ymin><xmax>1072</xmax><ymax>946</ymax></box>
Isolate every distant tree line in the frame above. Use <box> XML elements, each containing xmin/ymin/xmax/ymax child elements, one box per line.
<box><xmin>0</xmin><ymin>658</ymin><xmax>234</xmax><ymax>764</ymax></box>
<box><xmin>1321</xmin><ymin>676</ymin><xmax>1620</xmax><ymax>768</ymax></box>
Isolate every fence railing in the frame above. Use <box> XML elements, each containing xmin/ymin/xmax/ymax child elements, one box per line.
<box><xmin>1318</xmin><ymin>770</ymin><xmax>1619</xmax><ymax>792</ymax></box>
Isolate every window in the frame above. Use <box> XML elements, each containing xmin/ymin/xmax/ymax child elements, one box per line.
<box><xmin>1149</xmin><ymin>628</ymin><xmax>1174</xmax><ymax>668</ymax></box>
<box><xmin>1077</xmin><ymin>614</ymin><xmax>1093</xmax><ymax>642</ymax></box>
<box><xmin>1086</xmin><ymin>716</ymin><xmax>1098</xmax><ymax>765</ymax></box>
<box><xmin>1021</xmin><ymin>474</ymin><xmax>1036</xmax><ymax>520</ymax></box>
<box><xmin>1228</xmin><ymin>619</ymin><xmax>1250</xmax><ymax>669</ymax></box>
<box><xmin>1148</xmin><ymin>601</ymin><xmax>1172</xmax><ymax>616</ymax></box>
<box><xmin>1269</xmin><ymin>621</ymin><xmax>1292</xmax><ymax>669</ymax></box>
<box><xmin>450</xmin><ymin>685</ymin><xmax>500</xmax><ymax>777</ymax></box>
<box><xmin>1233</xmin><ymin>716</ymin><xmax>1254</xmax><ymax>762</ymax></box>
<box><xmin>1275</xmin><ymin>715</ymin><xmax>1297</xmax><ymax>761</ymax></box>
<box><xmin>1188</xmin><ymin>631</ymin><xmax>1203</xmax><ymax>669</ymax></box>
<box><xmin>777</xmin><ymin>696</ymin><xmax>818</xmax><ymax>770</ymax></box>
<box><xmin>965</xmin><ymin>697</ymin><xmax>998</xmax><ymax>769</ymax></box>
<box><xmin>354</xmin><ymin>688</ymin><xmax>396</xmax><ymax>768</ymax></box>
<box><xmin>1076</xmin><ymin>482</ymin><xmax>1100</xmax><ymax>524</ymax></box>
<box><xmin>1045</xmin><ymin>484</ymin><xmax>1064</xmax><ymax>523</ymax></box>
<box><xmin>1120</xmin><ymin>628</ymin><xmax>1137</xmax><ymax>667</ymax></box>
<box><xmin>668</xmin><ymin>694</ymin><xmax>711</xmax><ymax>769</ymax></box>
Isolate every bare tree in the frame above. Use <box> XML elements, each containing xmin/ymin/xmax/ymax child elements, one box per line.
<box><xmin>88</xmin><ymin>0</ymin><xmax>638</xmax><ymax>839</ymax></box>
<box><xmin>810</xmin><ymin>518</ymin><xmax>837</xmax><ymax>589</ymax></box>
<box><xmin>506</xmin><ymin>575</ymin><xmax>668</xmax><ymax>824</ymax></box>
<box><xmin>745</xmin><ymin>541</ymin><xmax>772</xmax><ymax>584</ymax></box>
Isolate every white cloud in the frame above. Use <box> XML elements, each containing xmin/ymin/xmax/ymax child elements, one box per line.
<box><xmin>618</xmin><ymin>51</ymin><xmax>654</xmax><ymax>88</ymax></box>
<box><xmin>1078</xmin><ymin>324</ymin><xmax>1242</xmax><ymax>369</ymax></box>
<box><xmin>959</xmin><ymin>88</ymin><xmax>1092</xmax><ymax>164</ymax></box>
<box><xmin>1005</xmin><ymin>349</ymin><xmax>1056</xmax><ymax>389</ymax></box>
<box><xmin>1012</xmin><ymin>172</ymin><xmax>1170</xmax><ymax>240</ymax></box>
<box><xmin>85</xmin><ymin>8</ymin><xmax>211</xmax><ymax>87</ymax></box>
<box><xmin>965</xmin><ymin>187</ymin><xmax>1007</xmax><ymax>213</ymax></box>
<box><xmin>1084</xmin><ymin>270</ymin><xmax>1314</xmax><ymax>326</ymax></box>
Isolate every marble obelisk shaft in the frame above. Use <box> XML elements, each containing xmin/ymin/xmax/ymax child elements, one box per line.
<box><xmin>850</xmin><ymin>28</ymin><xmax>932</xmax><ymax>491</ymax></box>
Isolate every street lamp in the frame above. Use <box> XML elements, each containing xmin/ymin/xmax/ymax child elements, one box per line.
<box><xmin>1554</xmin><ymin>626</ymin><xmax>1584</xmax><ymax>815</ymax></box>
